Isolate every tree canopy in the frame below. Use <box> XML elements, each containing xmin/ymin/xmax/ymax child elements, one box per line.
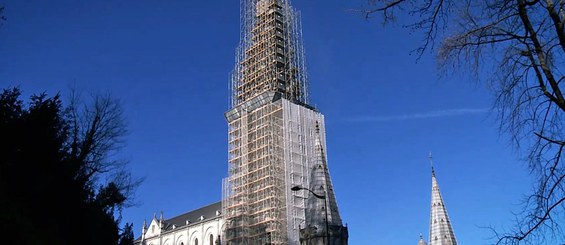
<box><xmin>0</xmin><ymin>87</ymin><xmax>137</xmax><ymax>245</ymax></box>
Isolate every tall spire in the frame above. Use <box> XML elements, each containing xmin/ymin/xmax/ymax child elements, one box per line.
<box><xmin>223</xmin><ymin>1</ymin><xmax>346</xmax><ymax>244</ymax></box>
<box><xmin>428</xmin><ymin>158</ymin><xmax>457</xmax><ymax>245</ymax></box>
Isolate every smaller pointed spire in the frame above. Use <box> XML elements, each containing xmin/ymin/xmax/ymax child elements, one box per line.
<box><xmin>428</xmin><ymin>157</ymin><xmax>457</xmax><ymax>245</ymax></box>
<box><xmin>307</xmin><ymin>121</ymin><xmax>342</xmax><ymax>227</ymax></box>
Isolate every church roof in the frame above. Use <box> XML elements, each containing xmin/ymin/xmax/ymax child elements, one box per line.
<box><xmin>135</xmin><ymin>201</ymin><xmax>222</xmax><ymax>242</ymax></box>
<box><xmin>163</xmin><ymin>201</ymin><xmax>222</xmax><ymax>230</ymax></box>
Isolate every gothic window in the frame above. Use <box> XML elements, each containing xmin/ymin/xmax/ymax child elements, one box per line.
<box><xmin>210</xmin><ymin>234</ymin><xmax>214</xmax><ymax>245</ymax></box>
<box><xmin>195</xmin><ymin>238</ymin><xmax>198</xmax><ymax>245</ymax></box>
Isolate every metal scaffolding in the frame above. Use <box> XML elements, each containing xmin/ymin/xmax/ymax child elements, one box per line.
<box><xmin>223</xmin><ymin>93</ymin><xmax>326</xmax><ymax>245</ymax></box>
<box><xmin>230</xmin><ymin>0</ymin><xmax>308</xmax><ymax>108</ymax></box>
<box><xmin>224</xmin><ymin>93</ymin><xmax>288</xmax><ymax>244</ymax></box>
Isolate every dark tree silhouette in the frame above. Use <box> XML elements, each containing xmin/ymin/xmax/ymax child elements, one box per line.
<box><xmin>118</xmin><ymin>223</ymin><xmax>135</xmax><ymax>245</ymax></box>
<box><xmin>0</xmin><ymin>87</ymin><xmax>137</xmax><ymax>245</ymax></box>
<box><xmin>364</xmin><ymin>0</ymin><xmax>565</xmax><ymax>244</ymax></box>
<box><xmin>0</xmin><ymin>5</ymin><xmax>5</xmax><ymax>26</ymax></box>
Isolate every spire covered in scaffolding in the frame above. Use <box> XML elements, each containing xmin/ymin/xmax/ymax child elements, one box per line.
<box><xmin>223</xmin><ymin>0</ymin><xmax>347</xmax><ymax>244</ymax></box>
<box><xmin>231</xmin><ymin>0</ymin><xmax>309</xmax><ymax>107</ymax></box>
<box><xmin>428</xmin><ymin>155</ymin><xmax>457</xmax><ymax>245</ymax></box>
<box><xmin>223</xmin><ymin>1</ymin><xmax>315</xmax><ymax>244</ymax></box>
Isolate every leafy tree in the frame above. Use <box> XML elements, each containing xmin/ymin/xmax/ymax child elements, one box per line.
<box><xmin>0</xmin><ymin>87</ymin><xmax>137</xmax><ymax>245</ymax></box>
<box><xmin>364</xmin><ymin>0</ymin><xmax>565</xmax><ymax>244</ymax></box>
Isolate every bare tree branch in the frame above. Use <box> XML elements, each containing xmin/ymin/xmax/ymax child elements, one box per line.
<box><xmin>364</xmin><ymin>0</ymin><xmax>565</xmax><ymax>243</ymax></box>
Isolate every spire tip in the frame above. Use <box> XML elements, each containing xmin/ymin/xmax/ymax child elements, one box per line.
<box><xmin>429</xmin><ymin>152</ymin><xmax>435</xmax><ymax>176</ymax></box>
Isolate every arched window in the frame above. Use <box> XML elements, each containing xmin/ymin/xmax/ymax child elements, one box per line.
<box><xmin>194</xmin><ymin>238</ymin><xmax>198</xmax><ymax>245</ymax></box>
<box><xmin>210</xmin><ymin>234</ymin><xmax>214</xmax><ymax>245</ymax></box>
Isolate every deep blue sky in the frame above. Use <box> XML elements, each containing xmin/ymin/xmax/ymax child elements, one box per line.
<box><xmin>0</xmin><ymin>1</ymin><xmax>531</xmax><ymax>244</ymax></box>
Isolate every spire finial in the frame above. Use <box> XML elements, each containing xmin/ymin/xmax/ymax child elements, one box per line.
<box><xmin>314</xmin><ymin>121</ymin><xmax>322</xmax><ymax>147</ymax></box>
<box><xmin>141</xmin><ymin>219</ymin><xmax>147</xmax><ymax>241</ymax></box>
<box><xmin>429</xmin><ymin>152</ymin><xmax>435</xmax><ymax>176</ymax></box>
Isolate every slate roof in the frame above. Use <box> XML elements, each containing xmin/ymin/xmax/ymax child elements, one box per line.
<box><xmin>163</xmin><ymin>201</ymin><xmax>222</xmax><ymax>230</ymax></box>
